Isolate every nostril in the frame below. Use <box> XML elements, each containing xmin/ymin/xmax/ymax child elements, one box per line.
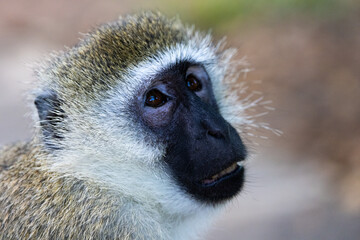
<box><xmin>201</xmin><ymin>119</ymin><xmax>225</xmax><ymax>139</ymax></box>
<box><xmin>207</xmin><ymin>129</ymin><xmax>224</xmax><ymax>139</ymax></box>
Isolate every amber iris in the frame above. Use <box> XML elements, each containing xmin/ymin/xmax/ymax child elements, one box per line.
<box><xmin>145</xmin><ymin>89</ymin><xmax>167</xmax><ymax>108</ymax></box>
<box><xmin>186</xmin><ymin>75</ymin><xmax>202</xmax><ymax>92</ymax></box>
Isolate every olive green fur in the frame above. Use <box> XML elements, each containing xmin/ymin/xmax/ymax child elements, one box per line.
<box><xmin>0</xmin><ymin>142</ymin><xmax>169</xmax><ymax>239</ymax></box>
<box><xmin>38</xmin><ymin>11</ymin><xmax>187</xmax><ymax>104</ymax></box>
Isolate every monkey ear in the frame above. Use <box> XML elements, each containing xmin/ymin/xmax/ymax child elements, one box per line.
<box><xmin>34</xmin><ymin>91</ymin><xmax>65</xmax><ymax>150</ymax></box>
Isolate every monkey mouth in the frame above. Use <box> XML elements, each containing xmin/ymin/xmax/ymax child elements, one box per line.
<box><xmin>200</xmin><ymin>162</ymin><xmax>243</xmax><ymax>187</ymax></box>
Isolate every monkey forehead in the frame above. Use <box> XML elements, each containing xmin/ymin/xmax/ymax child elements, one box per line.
<box><xmin>37</xmin><ymin>12</ymin><xmax>188</xmax><ymax>99</ymax></box>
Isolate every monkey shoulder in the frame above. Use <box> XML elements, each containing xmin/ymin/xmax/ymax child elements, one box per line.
<box><xmin>0</xmin><ymin>143</ymin><xmax>166</xmax><ymax>240</ymax></box>
<box><xmin>0</xmin><ymin>142</ymin><xmax>35</xmax><ymax>173</ymax></box>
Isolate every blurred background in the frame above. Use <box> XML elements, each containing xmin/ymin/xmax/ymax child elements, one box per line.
<box><xmin>0</xmin><ymin>0</ymin><xmax>359</xmax><ymax>239</ymax></box>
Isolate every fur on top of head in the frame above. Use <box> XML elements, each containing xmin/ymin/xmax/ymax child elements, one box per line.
<box><xmin>37</xmin><ymin>12</ymin><xmax>199</xmax><ymax>102</ymax></box>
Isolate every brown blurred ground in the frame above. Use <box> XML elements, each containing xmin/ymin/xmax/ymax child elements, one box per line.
<box><xmin>0</xmin><ymin>1</ymin><xmax>359</xmax><ymax>239</ymax></box>
<box><xmin>238</xmin><ymin>16</ymin><xmax>360</xmax><ymax>211</ymax></box>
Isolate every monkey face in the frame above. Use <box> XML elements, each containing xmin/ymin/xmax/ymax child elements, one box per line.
<box><xmin>135</xmin><ymin>62</ymin><xmax>247</xmax><ymax>204</ymax></box>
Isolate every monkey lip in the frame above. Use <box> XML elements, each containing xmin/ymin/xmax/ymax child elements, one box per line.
<box><xmin>200</xmin><ymin>162</ymin><xmax>243</xmax><ymax>187</ymax></box>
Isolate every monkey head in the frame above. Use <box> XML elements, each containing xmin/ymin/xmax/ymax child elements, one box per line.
<box><xmin>34</xmin><ymin>12</ymin><xmax>248</xmax><ymax>214</ymax></box>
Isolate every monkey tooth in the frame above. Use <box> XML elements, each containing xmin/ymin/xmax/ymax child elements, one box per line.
<box><xmin>202</xmin><ymin>162</ymin><xmax>241</xmax><ymax>185</ymax></box>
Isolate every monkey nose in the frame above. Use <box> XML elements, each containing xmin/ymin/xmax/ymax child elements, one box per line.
<box><xmin>201</xmin><ymin>119</ymin><xmax>226</xmax><ymax>139</ymax></box>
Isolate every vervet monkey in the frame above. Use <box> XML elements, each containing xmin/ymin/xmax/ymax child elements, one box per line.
<box><xmin>0</xmin><ymin>11</ymin><xmax>252</xmax><ymax>240</ymax></box>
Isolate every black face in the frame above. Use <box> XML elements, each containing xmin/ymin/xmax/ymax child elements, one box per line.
<box><xmin>136</xmin><ymin>62</ymin><xmax>247</xmax><ymax>204</ymax></box>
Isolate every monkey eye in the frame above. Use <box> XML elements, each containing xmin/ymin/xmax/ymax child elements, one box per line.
<box><xmin>186</xmin><ymin>74</ymin><xmax>202</xmax><ymax>92</ymax></box>
<box><xmin>145</xmin><ymin>89</ymin><xmax>168</xmax><ymax>108</ymax></box>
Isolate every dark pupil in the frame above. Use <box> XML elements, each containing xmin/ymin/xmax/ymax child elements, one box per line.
<box><xmin>186</xmin><ymin>75</ymin><xmax>202</xmax><ymax>91</ymax></box>
<box><xmin>145</xmin><ymin>89</ymin><xmax>167</xmax><ymax>107</ymax></box>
